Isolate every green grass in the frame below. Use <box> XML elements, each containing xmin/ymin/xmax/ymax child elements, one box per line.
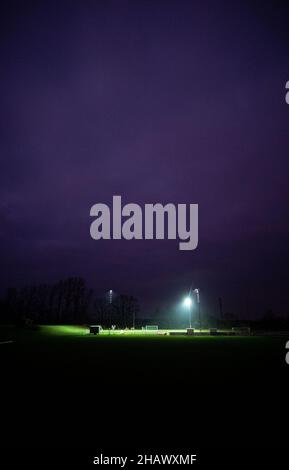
<box><xmin>1</xmin><ymin>324</ymin><xmax>286</xmax><ymax>383</ymax></box>
<box><xmin>1</xmin><ymin>324</ymin><xmax>288</xmax><ymax>449</ymax></box>
<box><xmin>25</xmin><ymin>324</ymin><xmax>252</xmax><ymax>336</ymax></box>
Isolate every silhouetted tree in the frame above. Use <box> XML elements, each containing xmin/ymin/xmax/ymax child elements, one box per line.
<box><xmin>93</xmin><ymin>294</ymin><xmax>139</xmax><ymax>328</ymax></box>
<box><xmin>0</xmin><ymin>278</ymin><xmax>93</xmax><ymax>324</ymax></box>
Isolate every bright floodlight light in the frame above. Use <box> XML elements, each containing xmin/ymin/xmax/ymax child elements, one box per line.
<box><xmin>184</xmin><ymin>296</ymin><xmax>192</xmax><ymax>308</ymax></box>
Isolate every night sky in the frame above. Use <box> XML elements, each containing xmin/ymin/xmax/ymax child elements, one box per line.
<box><xmin>1</xmin><ymin>0</ymin><xmax>289</xmax><ymax>318</ymax></box>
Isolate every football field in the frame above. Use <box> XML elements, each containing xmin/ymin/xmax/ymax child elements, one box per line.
<box><xmin>0</xmin><ymin>325</ymin><xmax>288</xmax><ymax>450</ymax></box>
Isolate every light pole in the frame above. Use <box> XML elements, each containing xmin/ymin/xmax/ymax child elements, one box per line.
<box><xmin>108</xmin><ymin>289</ymin><xmax>113</xmax><ymax>327</ymax></box>
<box><xmin>194</xmin><ymin>288</ymin><xmax>201</xmax><ymax>331</ymax></box>
<box><xmin>183</xmin><ymin>296</ymin><xmax>193</xmax><ymax>328</ymax></box>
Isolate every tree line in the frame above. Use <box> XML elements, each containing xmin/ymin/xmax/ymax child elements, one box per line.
<box><xmin>0</xmin><ymin>277</ymin><xmax>139</xmax><ymax>327</ymax></box>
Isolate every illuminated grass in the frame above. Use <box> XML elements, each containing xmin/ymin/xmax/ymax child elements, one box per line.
<box><xmin>36</xmin><ymin>326</ymin><xmax>252</xmax><ymax>338</ymax></box>
<box><xmin>39</xmin><ymin>325</ymin><xmax>89</xmax><ymax>336</ymax></box>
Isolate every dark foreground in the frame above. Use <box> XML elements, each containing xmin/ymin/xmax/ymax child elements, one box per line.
<box><xmin>1</xmin><ymin>326</ymin><xmax>288</xmax><ymax>461</ymax></box>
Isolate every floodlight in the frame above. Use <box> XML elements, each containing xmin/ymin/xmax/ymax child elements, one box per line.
<box><xmin>184</xmin><ymin>296</ymin><xmax>192</xmax><ymax>308</ymax></box>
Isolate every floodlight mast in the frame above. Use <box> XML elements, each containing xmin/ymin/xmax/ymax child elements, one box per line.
<box><xmin>184</xmin><ymin>296</ymin><xmax>193</xmax><ymax>328</ymax></box>
<box><xmin>193</xmin><ymin>288</ymin><xmax>201</xmax><ymax>331</ymax></box>
<box><xmin>108</xmin><ymin>289</ymin><xmax>113</xmax><ymax>327</ymax></box>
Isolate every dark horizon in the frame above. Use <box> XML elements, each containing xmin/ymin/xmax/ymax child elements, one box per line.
<box><xmin>1</xmin><ymin>0</ymin><xmax>289</xmax><ymax>319</ymax></box>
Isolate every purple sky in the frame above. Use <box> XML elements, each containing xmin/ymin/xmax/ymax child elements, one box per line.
<box><xmin>1</xmin><ymin>0</ymin><xmax>289</xmax><ymax>317</ymax></box>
